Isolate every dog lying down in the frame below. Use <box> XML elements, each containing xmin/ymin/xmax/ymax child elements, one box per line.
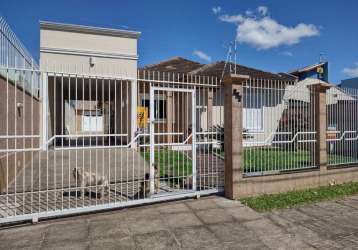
<box><xmin>72</xmin><ymin>167</ymin><xmax>109</xmax><ymax>199</ymax></box>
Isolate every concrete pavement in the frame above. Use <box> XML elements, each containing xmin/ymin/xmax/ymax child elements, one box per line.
<box><xmin>2</xmin><ymin>195</ymin><xmax>358</xmax><ymax>249</ymax></box>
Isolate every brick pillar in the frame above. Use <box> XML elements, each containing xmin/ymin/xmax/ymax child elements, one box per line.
<box><xmin>223</xmin><ymin>74</ymin><xmax>249</xmax><ymax>199</ymax></box>
<box><xmin>309</xmin><ymin>83</ymin><xmax>331</xmax><ymax>174</ymax></box>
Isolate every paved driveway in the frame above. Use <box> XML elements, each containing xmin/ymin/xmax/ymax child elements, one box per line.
<box><xmin>1</xmin><ymin>195</ymin><xmax>358</xmax><ymax>249</ymax></box>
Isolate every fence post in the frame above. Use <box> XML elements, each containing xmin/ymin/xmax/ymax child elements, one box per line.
<box><xmin>309</xmin><ymin>83</ymin><xmax>331</xmax><ymax>173</ymax></box>
<box><xmin>223</xmin><ymin>74</ymin><xmax>249</xmax><ymax>199</ymax></box>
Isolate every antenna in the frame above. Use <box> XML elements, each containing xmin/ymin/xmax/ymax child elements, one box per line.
<box><xmin>234</xmin><ymin>39</ymin><xmax>237</xmax><ymax>75</ymax></box>
<box><xmin>220</xmin><ymin>39</ymin><xmax>239</xmax><ymax>83</ymax></box>
<box><xmin>319</xmin><ymin>52</ymin><xmax>325</xmax><ymax>63</ymax></box>
<box><xmin>228</xmin><ymin>42</ymin><xmax>232</xmax><ymax>73</ymax></box>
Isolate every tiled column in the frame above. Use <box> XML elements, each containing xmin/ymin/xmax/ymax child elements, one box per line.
<box><xmin>309</xmin><ymin>83</ymin><xmax>331</xmax><ymax>173</ymax></box>
<box><xmin>223</xmin><ymin>74</ymin><xmax>249</xmax><ymax>199</ymax></box>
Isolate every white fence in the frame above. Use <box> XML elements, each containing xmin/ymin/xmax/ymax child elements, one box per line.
<box><xmin>242</xmin><ymin>78</ymin><xmax>317</xmax><ymax>176</ymax></box>
<box><xmin>327</xmin><ymin>86</ymin><xmax>358</xmax><ymax>166</ymax></box>
<box><xmin>0</xmin><ymin>67</ymin><xmax>224</xmax><ymax>224</ymax></box>
<box><xmin>0</xmin><ymin>17</ymin><xmax>40</xmax><ymax>97</ymax></box>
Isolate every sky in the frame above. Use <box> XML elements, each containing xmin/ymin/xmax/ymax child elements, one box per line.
<box><xmin>1</xmin><ymin>0</ymin><xmax>358</xmax><ymax>84</ymax></box>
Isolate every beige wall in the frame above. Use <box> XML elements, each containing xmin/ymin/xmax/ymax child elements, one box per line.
<box><xmin>40</xmin><ymin>29</ymin><xmax>137</xmax><ymax>55</ymax></box>
<box><xmin>41</xmin><ymin>53</ymin><xmax>137</xmax><ymax>77</ymax></box>
<box><xmin>40</xmin><ymin>22</ymin><xmax>140</xmax><ymax>78</ymax></box>
<box><xmin>0</xmin><ymin>76</ymin><xmax>41</xmax><ymax>192</ymax></box>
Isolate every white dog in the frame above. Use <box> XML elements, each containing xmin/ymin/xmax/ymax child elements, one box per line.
<box><xmin>72</xmin><ymin>167</ymin><xmax>109</xmax><ymax>199</ymax></box>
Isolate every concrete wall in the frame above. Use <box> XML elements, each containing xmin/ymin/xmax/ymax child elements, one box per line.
<box><xmin>237</xmin><ymin>166</ymin><xmax>358</xmax><ymax>198</ymax></box>
<box><xmin>40</xmin><ymin>22</ymin><xmax>140</xmax><ymax>78</ymax></box>
<box><xmin>0</xmin><ymin>76</ymin><xmax>41</xmax><ymax>192</ymax></box>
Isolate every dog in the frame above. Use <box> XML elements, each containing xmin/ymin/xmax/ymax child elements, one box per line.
<box><xmin>329</xmin><ymin>179</ymin><xmax>337</xmax><ymax>186</ymax></box>
<box><xmin>139</xmin><ymin>164</ymin><xmax>160</xmax><ymax>198</ymax></box>
<box><xmin>72</xmin><ymin>167</ymin><xmax>109</xmax><ymax>199</ymax></box>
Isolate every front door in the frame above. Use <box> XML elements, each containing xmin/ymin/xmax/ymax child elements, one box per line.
<box><xmin>149</xmin><ymin>87</ymin><xmax>196</xmax><ymax>195</ymax></box>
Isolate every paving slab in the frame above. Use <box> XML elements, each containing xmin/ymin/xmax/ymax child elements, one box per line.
<box><xmin>161</xmin><ymin>212</ymin><xmax>203</xmax><ymax>228</ymax></box>
<box><xmin>90</xmin><ymin>236</ymin><xmax>136</xmax><ymax>250</ymax></box>
<box><xmin>173</xmin><ymin>226</ymin><xmax>222</xmax><ymax>249</ymax></box>
<box><xmin>156</xmin><ymin>202</ymin><xmax>191</xmax><ymax>214</ymax></box>
<box><xmin>1</xmin><ymin>195</ymin><xmax>358</xmax><ymax>249</ymax></box>
<box><xmin>44</xmin><ymin>220</ymin><xmax>89</xmax><ymax>244</ymax></box>
<box><xmin>134</xmin><ymin>230</ymin><xmax>180</xmax><ymax>250</ymax></box>
<box><xmin>225</xmin><ymin>205</ymin><xmax>262</xmax><ymax>222</ymax></box>
<box><xmin>195</xmin><ymin>208</ymin><xmax>234</xmax><ymax>224</ymax></box>
<box><xmin>88</xmin><ymin>220</ymin><xmax>130</xmax><ymax>240</ymax></box>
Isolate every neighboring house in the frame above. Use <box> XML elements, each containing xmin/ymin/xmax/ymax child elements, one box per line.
<box><xmin>289</xmin><ymin>62</ymin><xmax>329</xmax><ymax>82</ymax></box>
<box><xmin>65</xmin><ymin>100</ymin><xmax>105</xmax><ymax>134</ymax></box>
<box><xmin>139</xmin><ymin>57</ymin><xmax>295</xmax><ymax>145</ymax></box>
<box><xmin>341</xmin><ymin>77</ymin><xmax>358</xmax><ymax>89</ymax></box>
<box><xmin>140</xmin><ymin>57</ymin><xmax>356</xmax><ymax>149</ymax></box>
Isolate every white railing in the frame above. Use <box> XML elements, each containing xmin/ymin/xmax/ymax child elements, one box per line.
<box><xmin>0</xmin><ymin>17</ymin><xmax>40</xmax><ymax>97</ymax></box>
<box><xmin>327</xmin><ymin>86</ymin><xmax>358</xmax><ymax>166</ymax></box>
<box><xmin>242</xmin><ymin>78</ymin><xmax>317</xmax><ymax>175</ymax></box>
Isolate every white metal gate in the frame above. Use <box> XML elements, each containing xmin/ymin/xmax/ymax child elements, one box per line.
<box><xmin>0</xmin><ymin>68</ymin><xmax>224</xmax><ymax>225</ymax></box>
<box><xmin>149</xmin><ymin>87</ymin><xmax>196</xmax><ymax>195</ymax></box>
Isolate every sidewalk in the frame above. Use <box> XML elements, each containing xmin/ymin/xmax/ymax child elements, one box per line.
<box><xmin>1</xmin><ymin>195</ymin><xmax>358</xmax><ymax>249</ymax></box>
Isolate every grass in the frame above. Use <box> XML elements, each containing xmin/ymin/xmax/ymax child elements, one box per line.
<box><xmin>241</xmin><ymin>182</ymin><xmax>358</xmax><ymax>212</ymax></box>
<box><xmin>141</xmin><ymin>150</ymin><xmax>192</xmax><ymax>178</ymax></box>
<box><xmin>220</xmin><ymin>148</ymin><xmax>357</xmax><ymax>172</ymax></box>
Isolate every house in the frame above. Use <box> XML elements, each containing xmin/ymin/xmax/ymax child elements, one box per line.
<box><xmin>289</xmin><ymin>61</ymin><xmax>329</xmax><ymax>82</ymax></box>
<box><xmin>139</xmin><ymin>57</ymin><xmax>358</xmax><ymax>150</ymax></box>
<box><xmin>139</xmin><ymin>57</ymin><xmax>295</xmax><ymax>146</ymax></box>
<box><xmin>341</xmin><ymin>77</ymin><xmax>358</xmax><ymax>89</ymax></box>
<box><xmin>40</xmin><ymin>21</ymin><xmax>141</xmax><ymax>147</ymax></box>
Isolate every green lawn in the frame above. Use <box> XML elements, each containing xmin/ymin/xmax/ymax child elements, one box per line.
<box><xmin>141</xmin><ymin>150</ymin><xmax>192</xmax><ymax>178</ymax></box>
<box><xmin>142</xmin><ymin>148</ymin><xmax>357</xmax><ymax>177</ymax></box>
<box><xmin>220</xmin><ymin>149</ymin><xmax>357</xmax><ymax>173</ymax></box>
<box><xmin>241</xmin><ymin>182</ymin><xmax>358</xmax><ymax>212</ymax></box>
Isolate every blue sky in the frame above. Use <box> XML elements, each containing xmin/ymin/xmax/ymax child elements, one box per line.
<box><xmin>1</xmin><ymin>0</ymin><xmax>357</xmax><ymax>83</ymax></box>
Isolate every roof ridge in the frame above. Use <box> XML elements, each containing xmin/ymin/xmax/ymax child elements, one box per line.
<box><xmin>289</xmin><ymin>62</ymin><xmax>327</xmax><ymax>74</ymax></box>
<box><xmin>192</xmin><ymin>60</ymin><xmax>282</xmax><ymax>78</ymax></box>
<box><xmin>189</xmin><ymin>61</ymin><xmax>221</xmax><ymax>75</ymax></box>
<box><xmin>141</xmin><ymin>56</ymin><xmax>201</xmax><ymax>70</ymax></box>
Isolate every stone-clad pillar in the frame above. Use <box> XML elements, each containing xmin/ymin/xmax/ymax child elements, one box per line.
<box><xmin>308</xmin><ymin>83</ymin><xmax>331</xmax><ymax>174</ymax></box>
<box><xmin>223</xmin><ymin>74</ymin><xmax>249</xmax><ymax>199</ymax></box>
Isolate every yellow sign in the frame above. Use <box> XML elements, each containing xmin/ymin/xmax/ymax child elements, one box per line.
<box><xmin>137</xmin><ymin>106</ymin><xmax>148</xmax><ymax>128</ymax></box>
<box><xmin>317</xmin><ymin>67</ymin><xmax>324</xmax><ymax>74</ymax></box>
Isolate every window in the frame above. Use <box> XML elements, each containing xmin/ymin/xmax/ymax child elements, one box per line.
<box><xmin>243</xmin><ymin>108</ymin><xmax>263</xmax><ymax>131</ymax></box>
<box><xmin>243</xmin><ymin>92</ymin><xmax>264</xmax><ymax>131</ymax></box>
<box><xmin>140</xmin><ymin>96</ymin><xmax>167</xmax><ymax>121</ymax></box>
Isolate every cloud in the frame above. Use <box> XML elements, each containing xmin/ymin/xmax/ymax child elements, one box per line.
<box><xmin>257</xmin><ymin>6</ymin><xmax>268</xmax><ymax>16</ymax></box>
<box><xmin>343</xmin><ymin>63</ymin><xmax>358</xmax><ymax>77</ymax></box>
<box><xmin>193</xmin><ymin>50</ymin><xmax>212</xmax><ymax>62</ymax></box>
<box><xmin>212</xmin><ymin>6</ymin><xmax>222</xmax><ymax>15</ymax></box>
<box><xmin>214</xmin><ymin>6</ymin><xmax>320</xmax><ymax>50</ymax></box>
<box><xmin>245</xmin><ymin>10</ymin><xmax>253</xmax><ymax>16</ymax></box>
<box><xmin>281</xmin><ymin>51</ymin><xmax>294</xmax><ymax>57</ymax></box>
<box><xmin>218</xmin><ymin>14</ymin><xmax>244</xmax><ymax>23</ymax></box>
